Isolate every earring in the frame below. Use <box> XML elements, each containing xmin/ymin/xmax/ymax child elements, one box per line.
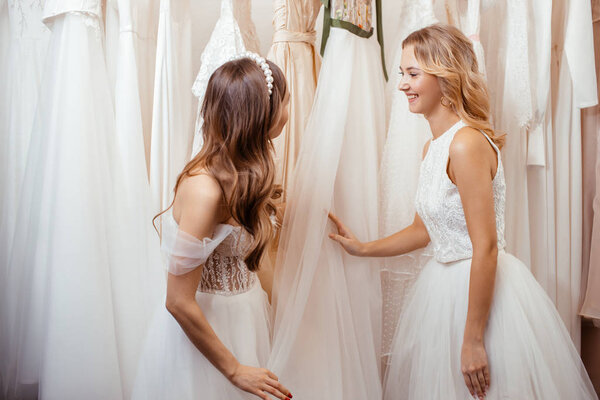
<box><xmin>440</xmin><ymin>96</ymin><xmax>451</xmax><ymax>107</ymax></box>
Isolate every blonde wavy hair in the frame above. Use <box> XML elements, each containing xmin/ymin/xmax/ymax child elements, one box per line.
<box><xmin>403</xmin><ymin>24</ymin><xmax>505</xmax><ymax>149</ymax></box>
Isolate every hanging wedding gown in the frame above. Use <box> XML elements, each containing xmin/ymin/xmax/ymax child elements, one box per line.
<box><xmin>189</xmin><ymin>0</ymin><xmax>261</xmax><ymax>157</ymax></box>
<box><xmin>0</xmin><ymin>0</ymin><xmax>49</xmax><ymax>309</ymax></box>
<box><xmin>2</xmin><ymin>1</ymin><xmax>163</xmax><ymax>398</ymax></box>
<box><xmin>132</xmin><ymin>210</ymin><xmax>271</xmax><ymax>400</ymax></box>
<box><xmin>540</xmin><ymin>0</ymin><xmax>598</xmax><ymax>343</ymax></box>
<box><xmin>267</xmin><ymin>0</ymin><xmax>321</xmax><ymax>202</ymax></box>
<box><xmin>0</xmin><ymin>0</ymin><xmax>49</xmax><ymax>395</ymax></box>
<box><xmin>150</xmin><ymin>0</ymin><xmax>194</xmax><ymax>214</ymax></box>
<box><xmin>106</xmin><ymin>0</ymin><xmax>160</xmax><ymax>176</ymax></box>
<box><xmin>481</xmin><ymin>0</ymin><xmax>597</xmax><ymax>348</ymax></box>
<box><xmin>378</xmin><ymin>0</ymin><xmax>437</xmax><ymax>365</ymax></box>
<box><xmin>104</xmin><ymin>0</ymin><xmax>166</xmax><ymax>397</ymax></box>
<box><xmin>383</xmin><ymin>120</ymin><xmax>598</xmax><ymax>400</ymax></box>
<box><xmin>268</xmin><ymin>1</ymin><xmax>385</xmax><ymax>398</ymax></box>
<box><xmin>580</xmin><ymin>0</ymin><xmax>600</xmax><ymax>321</ymax></box>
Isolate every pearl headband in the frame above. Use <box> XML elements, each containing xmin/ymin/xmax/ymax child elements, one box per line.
<box><xmin>228</xmin><ymin>51</ymin><xmax>274</xmax><ymax>96</ymax></box>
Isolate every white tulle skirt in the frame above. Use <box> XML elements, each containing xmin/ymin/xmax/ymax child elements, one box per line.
<box><xmin>132</xmin><ymin>279</ymin><xmax>272</xmax><ymax>400</ymax></box>
<box><xmin>383</xmin><ymin>251</ymin><xmax>598</xmax><ymax>400</ymax></box>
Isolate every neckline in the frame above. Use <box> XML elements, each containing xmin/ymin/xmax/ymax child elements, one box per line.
<box><xmin>430</xmin><ymin>120</ymin><xmax>465</xmax><ymax>143</ymax></box>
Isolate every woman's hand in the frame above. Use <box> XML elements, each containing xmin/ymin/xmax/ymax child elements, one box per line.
<box><xmin>461</xmin><ymin>340</ymin><xmax>490</xmax><ymax>399</ymax></box>
<box><xmin>327</xmin><ymin>213</ymin><xmax>365</xmax><ymax>256</ymax></box>
<box><xmin>230</xmin><ymin>364</ymin><xmax>292</xmax><ymax>400</ymax></box>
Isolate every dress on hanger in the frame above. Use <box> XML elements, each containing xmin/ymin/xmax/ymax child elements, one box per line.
<box><xmin>267</xmin><ymin>0</ymin><xmax>321</xmax><ymax>201</ymax></box>
<box><xmin>132</xmin><ymin>210</ymin><xmax>272</xmax><ymax>400</ymax></box>
<box><xmin>104</xmin><ymin>0</ymin><xmax>166</xmax><ymax>397</ymax></box>
<box><xmin>150</xmin><ymin>0</ymin><xmax>194</xmax><ymax>214</ymax></box>
<box><xmin>2</xmin><ymin>1</ymin><xmax>162</xmax><ymax>397</ymax></box>
<box><xmin>0</xmin><ymin>0</ymin><xmax>49</xmax><ymax>321</ymax></box>
<box><xmin>189</xmin><ymin>0</ymin><xmax>260</xmax><ymax>158</ymax></box>
<box><xmin>580</xmin><ymin>0</ymin><xmax>600</xmax><ymax>322</ymax></box>
<box><xmin>268</xmin><ymin>1</ymin><xmax>385</xmax><ymax>398</ymax></box>
<box><xmin>383</xmin><ymin>120</ymin><xmax>598</xmax><ymax>400</ymax></box>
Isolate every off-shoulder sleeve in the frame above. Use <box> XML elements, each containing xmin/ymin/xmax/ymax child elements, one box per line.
<box><xmin>161</xmin><ymin>216</ymin><xmax>234</xmax><ymax>275</ymax></box>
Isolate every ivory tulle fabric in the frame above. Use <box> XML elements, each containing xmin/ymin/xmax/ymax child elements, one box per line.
<box><xmin>267</xmin><ymin>0</ymin><xmax>321</xmax><ymax>201</ymax></box>
<box><xmin>0</xmin><ymin>4</ymin><xmax>163</xmax><ymax>398</ymax></box>
<box><xmin>150</xmin><ymin>0</ymin><xmax>194</xmax><ymax>214</ymax></box>
<box><xmin>0</xmin><ymin>0</ymin><xmax>49</xmax><ymax>310</ymax></box>
<box><xmin>132</xmin><ymin>211</ymin><xmax>271</xmax><ymax>400</ymax></box>
<box><xmin>383</xmin><ymin>121</ymin><xmax>598</xmax><ymax>400</ymax></box>
<box><xmin>268</xmin><ymin>27</ymin><xmax>385</xmax><ymax>399</ymax></box>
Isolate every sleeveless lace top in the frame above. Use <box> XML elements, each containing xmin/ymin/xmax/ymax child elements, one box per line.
<box><xmin>415</xmin><ymin>120</ymin><xmax>506</xmax><ymax>263</ymax></box>
<box><xmin>161</xmin><ymin>210</ymin><xmax>257</xmax><ymax>296</ymax></box>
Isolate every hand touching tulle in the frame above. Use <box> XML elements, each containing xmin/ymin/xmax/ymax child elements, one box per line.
<box><xmin>230</xmin><ymin>364</ymin><xmax>292</xmax><ymax>400</ymax></box>
<box><xmin>328</xmin><ymin>213</ymin><xmax>365</xmax><ymax>256</ymax></box>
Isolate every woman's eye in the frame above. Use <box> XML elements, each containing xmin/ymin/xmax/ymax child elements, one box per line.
<box><xmin>410</xmin><ymin>73</ymin><xmax>418</xmax><ymax>77</ymax></box>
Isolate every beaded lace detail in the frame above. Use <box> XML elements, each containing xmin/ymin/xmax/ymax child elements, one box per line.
<box><xmin>415</xmin><ymin>121</ymin><xmax>506</xmax><ymax>263</ymax></box>
<box><xmin>330</xmin><ymin>0</ymin><xmax>372</xmax><ymax>31</ymax></box>
<box><xmin>164</xmin><ymin>210</ymin><xmax>257</xmax><ymax>296</ymax></box>
<box><xmin>198</xmin><ymin>226</ymin><xmax>258</xmax><ymax>296</ymax></box>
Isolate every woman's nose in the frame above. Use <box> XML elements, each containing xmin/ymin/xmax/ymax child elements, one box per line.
<box><xmin>398</xmin><ymin>78</ymin><xmax>408</xmax><ymax>91</ymax></box>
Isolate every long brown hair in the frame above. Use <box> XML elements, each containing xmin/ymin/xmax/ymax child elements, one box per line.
<box><xmin>403</xmin><ymin>24</ymin><xmax>505</xmax><ymax>149</ymax></box>
<box><xmin>155</xmin><ymin>58</ymin><xmax>287</xmax><ymax>271</ymax></box>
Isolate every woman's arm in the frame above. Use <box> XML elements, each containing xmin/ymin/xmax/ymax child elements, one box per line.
<box><xmin>449</xmin><ymin>127</ymin><xmax>499</xmax><ymax>400</ymax></box>
<box><xmin>328</xmin><ymin>139</ymin><xmax>432</xmax><ymax>257</ymax></box>
<box><xmin>166</xmin><ymin>174</ymin><xmax>291</xmax><ymax>400</ymax></box>
<box><xmin>328</xmin><ymin>212</ymin><xmax>430</xmax><ymax>257</ymax></box>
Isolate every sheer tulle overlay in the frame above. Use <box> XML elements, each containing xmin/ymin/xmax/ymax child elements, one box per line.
<box><xmin>269</xmin><ymin>28</ymin><xmax>385</xmax><ymax>399</ymax></box>
<box><xmin>1</xmin><ymin>9</ymin><xmax>163</xmax><ymax>399</ymax></box>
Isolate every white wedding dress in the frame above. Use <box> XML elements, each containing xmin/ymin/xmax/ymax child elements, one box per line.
<box><xmin>132</xmin><ymin>209</ymin><xmax>271</xmax><ymax>400</ymax></box>
<box><xmin>383</xmin><ymin>120</ymin><xmax>598</xmax><ymax>400</ymax></box>
<box><xmin>1</xmin><ymin>1</ymin><xmax>163</xmax><ymax>398</ymax></box>
<box><xmin>268</xmin><ymin>2</ymin><xmax>385</xmax><ymax>397</ymax></box>
<box><xmin>189</xmin><ymin>0</ymin><xmax>260</xmax><ymax>157</ymax></box>
<box><xmin>0</xmin><ymin>0</ymin><xmax>49</xmax><ymax>310</ymax></box>
<box><xmin>150</xmin><ymin>0</ymin><xmax>194</xmax><ymax>214</ymax></box>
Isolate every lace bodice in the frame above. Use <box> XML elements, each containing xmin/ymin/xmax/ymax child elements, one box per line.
<box><xmin>162</xmin><ymin>210</ymin><xmax>257</xmax><ymax>296</ymax></box>
<box><xmin>415</xmin><ymin>121</ymin><xmax>506</xmax><ymax>263</ymax></box>
<box><xmin>199</xmin><ymin>225</ymin><xmax>257</xmax><ymax>295</ymax></box>
<box><xmin>189</xmin><ymin>0</ymin><xmax>260</xmax><ymax>157</ymax></box>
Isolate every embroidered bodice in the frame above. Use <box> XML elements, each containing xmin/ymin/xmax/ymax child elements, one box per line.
<box><xmin>415</xmin><ymin>120</ymin><xmax>506</xmax><ymax>263</ymax></box>
<box><xmin>162</xmin><ymin>210</ymin><xmax>257</xmax><ymax>296</ymax></box>
<box><xmin>329</xmin><ymin>0</ymin><xmax>372</xmax><ymax>32</ymax></box>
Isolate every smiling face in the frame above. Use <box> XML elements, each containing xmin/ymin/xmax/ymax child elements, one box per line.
<box><xmin>398</xmin><ymin>45</ymin><xmax>445</xmax><ymax>117</ymax></box>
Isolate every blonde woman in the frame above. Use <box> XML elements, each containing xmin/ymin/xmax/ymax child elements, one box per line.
<box><xmin>329</xmin><ymin>25</ymin><xmax>597</xmax><ymax>399</ymax></box>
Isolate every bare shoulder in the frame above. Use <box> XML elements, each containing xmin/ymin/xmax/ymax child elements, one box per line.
<box><xmin>178</xmin><ymin>173</ymin><xmax>222</xmax><ymax>207</ymax></box>
<box><xmin>174</xmin><ymin>172</ymin><xmax>224</xmax><ymax>229</ymax></box>
<box><xmin>449</xmin><ymin>126</ymin><xmax>492</xmax><ymax>160</ymax></box>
